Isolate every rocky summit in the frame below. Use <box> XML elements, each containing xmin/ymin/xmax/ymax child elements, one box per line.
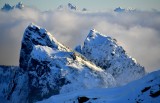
<box><xmin>75</xmin><ymin>29</ymin><xmax>145</xmax><ymax>85</ymax></box>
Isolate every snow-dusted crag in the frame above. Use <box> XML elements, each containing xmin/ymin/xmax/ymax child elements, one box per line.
<box><xmin>114</xmin><ymin>7</ymin><xmax>136</xmax><ymax>13</ymax></box>
<box><xmin>75</xmin><ymin>29</ymin><xmax>145</xmax><ymax>85</ymax></box>
<box><xmin>114</xmin><ymin>7</ymin><xmax>125</xmax><ymax>12</ymax></box>
<box><xmin>57</xmin><ymin>3</ymin><xmax>87</xmax><ymax>11</ymax></box>
<box><xmin>57</xmin><ymin>3</ymin><xmax>77</xmax><ymax>11</ymax></box>
<box><xmin>1</xmin><ymin>2</ymin><xmax>24</xmax><ymax>11</ymax></box>
<box><xmin>18</xmin><ymin>24</ymin><xmax>116</xmax><ymax>102</ymax></box>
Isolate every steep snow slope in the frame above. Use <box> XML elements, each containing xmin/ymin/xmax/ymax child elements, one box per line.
<box><xmin>75</xmin><ymin>29</ymin><xmax>145</xmax><ymax>85</ymax></box>
<box><xmin>37</xmin><ymin>69</ymin><xmax>160</xmax><ymax>103</ymax></box>
<box><xmin>18</xmin><ymin>24</ymin><xmax>116</xmax><ymax>102</ymax></box>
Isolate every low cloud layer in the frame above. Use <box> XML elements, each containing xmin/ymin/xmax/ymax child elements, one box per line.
<box><xmin>0</xmin><ymin>7</ymin><xmax>160</xmax><ymax>72</ymax></box>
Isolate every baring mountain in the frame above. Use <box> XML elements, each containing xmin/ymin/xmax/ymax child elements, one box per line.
<box><xmin>0</xmin><ymin>24</ymin><xmax>159</xmax><ymax>103</ymax></box>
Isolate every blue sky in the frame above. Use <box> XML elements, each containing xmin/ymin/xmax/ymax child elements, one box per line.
<box><xmin>0</xmin><ymin>0</ymin><xmax>160</xmax><ymax>11</ymax></box>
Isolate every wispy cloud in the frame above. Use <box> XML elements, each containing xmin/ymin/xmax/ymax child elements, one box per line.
<box><xmin>0</xmin><ymin>7</ymin><xmax>160</xmax><ymax>72</ymax></box>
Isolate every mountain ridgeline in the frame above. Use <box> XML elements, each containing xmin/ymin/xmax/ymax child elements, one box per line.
<box><xmin>0</xmin><ymin>24</ymin><xmax>159</xmax><ymax>103</ymax></box>
<box><xmin>1</xmin><ymin>2</ymin><xmax>24</xmax><ymax>11</ymax></box>
<box><xmin>75</xmin><ymin>29</ymin><xmax>145</xmax><ymax>85</ymax></box>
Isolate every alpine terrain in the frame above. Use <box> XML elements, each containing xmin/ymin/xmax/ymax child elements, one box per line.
<box><xmin>0</xmin><ymin>24</ymin><xmax>159</xmax><ymax>103</ymax></box>
<box><xmin>75</xmin><ymin>29</ymin><xmax>145</xmax><ymax>85</ymax></box>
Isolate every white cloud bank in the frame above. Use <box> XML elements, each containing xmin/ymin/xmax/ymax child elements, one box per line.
<box><xmin>0</xmin><ymin>7</ymin><xmax>160</xmax><ymax>72</ymax></box>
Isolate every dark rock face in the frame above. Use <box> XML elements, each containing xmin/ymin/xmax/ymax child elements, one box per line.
<box><xmin>27</xmin><ymin>57</ymin><xmax>69</xmax><ymax>102</ymax></box>
<box><xmin>19</xmin><ymin>24</ymin><xmax>58</xmax><ymax>71</ymax></box>
<box><xmin>68</xmin><ymin>3</ymin><xmax>76</xmax><ymax>10</ymax></box>
<box><xmin>141</xmin><ymin>86</ymin><xmax>151</xmax><ymax>93</ymax></box>
<box><xmin>0</xmin><ymin>66</ymin><xmax>28</xmax><ymax>103</ymax></box>
<box><xmin>78</xmin><ymin>96</ymin><xmax>90</xmax><ymax>103</ymax></box>
<box><xmin>0</xmin><ymin>66</ymin><xmax>18</xmax><ymax>99</ymax></box>
<box><xmin>135</xmin><ymin>78</ymin><xmax>160</xmax><ymax>103</ymax></box>
<box><xmin>19</xmin><ymin>24</ymin><xmax>68</xmax><ymax>102</ymax></box>
<box><xmin>150</xmin><ymin>89</ymin><xmax>160</xmax><ymax>98</ymax></box>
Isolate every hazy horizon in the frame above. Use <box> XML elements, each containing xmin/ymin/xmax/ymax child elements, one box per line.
<box><xmin>0</xmin><ymin>0</ymin><xmax>160</xmax><ymax>11</ymax></box>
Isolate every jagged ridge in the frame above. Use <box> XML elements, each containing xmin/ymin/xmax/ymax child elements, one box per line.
<box><xmin>75</xmin><ymin>29</ymin><xmax>145</xmax><ymax>85</ymax></box>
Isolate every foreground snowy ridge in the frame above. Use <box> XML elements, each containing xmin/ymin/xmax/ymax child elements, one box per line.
<box><xmin>37</xmin><ymin>70</ymin><xmax>160</xmax><ymax>103</ymax></box>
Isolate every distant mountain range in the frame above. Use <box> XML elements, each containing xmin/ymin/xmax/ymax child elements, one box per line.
<box><xmin>1</xmin><ymin>2</ymin><xmax>24</xmax><ymax>11</ymax></box>
<box><xmin>1</xmin><ymin>2</ymin><xmax>87</xmax><ymax>12</ymax></box>
<box><xmin>1</xmin><ymin>2</ymin><xmax>137</xmax><ymax>13</ymax></box>
<box><xmin>114</xmin><ymin>7</ymin><xmax>136</xmax><ymax>13</ymax></box>
<box><xmin>57</xmin><ymin>3</ymin><xmax>87</xmax><ymax>11</ymax></box>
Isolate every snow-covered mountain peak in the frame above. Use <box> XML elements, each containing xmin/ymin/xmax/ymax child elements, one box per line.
<box><xmin>68</xmin><ymin>3</ymin><xmax>76</xmax><ymax>10</ymax></box>
<box><xmin>114</xmin><ymin>7</ymin><xmax>136</xmax><ymax>13</ymax></box>
<box><xmin>1</xmin><ymin>2</ymin><xmax>24</xmax><ymax>11</ymax></box>
<box><xmin>114</xmin><ymin>7</ymin><xmax>125</xmax><ymax>12</ymax></box>
<box><xmin>57</xmin><ymin>3</ymin><xmax>87</xmax><ymax>11</ymax></box>
<box><xmin>1</xmin><ymin>3</ymin><xmax>13</xmax><ymax>11</ymax></box>
<box><xmin>15</xmin><ymin>2</ymin><xmax>24</xmax><ymax>9</ymax></box>
<box><xmin>87</xmin><ymin>29</ymin><xmax>97</xmax><ymax>37</ymax></box>
<box><xmin>87</xmin><ymin>29</ymin><xmax>113</xmax><ymax>40</ymax></box>
<box><xmin>57</xmin><ymin>3</ymin><xmax>77</xmax><ymax>11</ymax></box>
<box><xmin>18</xmin><ymin>24</ymin><xmax>116</xmax><ymax>102</ymax></box>
<box><xmin>19</xmin><ymin>23</ymin><xmax>66</xmax><ymax>70</ymax></box>
<box><xmin>77</xmin><ymin>29</ymin><xmax>145</xmax><ymax>85</ymax></box>
<box><xmin>84</xmin><ymin>29</ymin><xmax>117</xmax><ymax>50</ymax></box>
